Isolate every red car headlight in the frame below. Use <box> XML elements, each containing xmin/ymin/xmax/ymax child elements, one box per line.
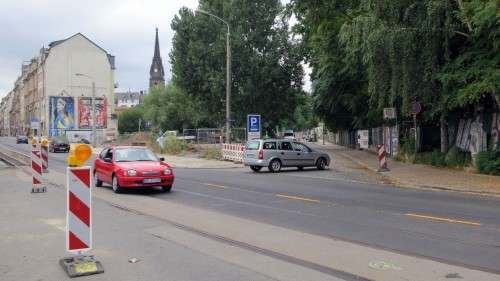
<box><xmin>163</xmin><ymin>168</ymin><xmax>172</xmax><ymax>175</ymax></box>
<box><xmin>126</xmin><ymin>169</ymin><xmax>137</xmax><ymax>176</ymax></box>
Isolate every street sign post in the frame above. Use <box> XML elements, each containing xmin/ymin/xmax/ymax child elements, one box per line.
<box><xmin>383</xmin><ymin>108</ymin><xmax>396</xmax><ymax>119</ymax></box>
<box><xmin>247</xmin><ymin>114</ymin><xmax>261</xmax><ymax>140</ymax></box>
<box><xmin>410</xmin><ymin>102</ymin><xmax>422</xmax><ymax>153</ymax></box>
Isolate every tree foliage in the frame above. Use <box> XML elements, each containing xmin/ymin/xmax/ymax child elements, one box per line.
<box><xmin>142</xmin><ymin>84</ymin><xmax>202</xmax><ymax>132</ymax></box>
<box><xmin>118</xmin><ymin>106</ymin><xmax>145</xmax><ymax>134</ymax></box>
<box><xmin>290</xmin><ymin>0</ymin><xmax>499</xmax><ymax>131</ymax></box>
<box><xmin>289</xmin><ymin>0</ymin><xmax>374</xmax><ymax>130</ymax></box>
<box><xmin>439</xmin><ymin>0</ymin><xmax>500</xmax><ymax>109</ymax></box>
<box><xmin>170</xmin><ymin>0</ymin><xmax>305</xmax><ymax>129</ymax></box>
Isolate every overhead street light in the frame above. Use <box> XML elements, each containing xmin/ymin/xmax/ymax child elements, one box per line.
<box><xmin>195</xmin><ymin>9</ymin><xmax>232</xmax><ymax>143</ymax></box>
<box><xmin>75</xmin><ymin>73</ymin><xmax>97</xmax><ymax>148</ymax></box>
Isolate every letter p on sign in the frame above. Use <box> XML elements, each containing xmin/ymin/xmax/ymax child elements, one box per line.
<box><xmin>251</xmin><ymin>117</ymin><xmax>258</xmax><ymax>127</ymax></box>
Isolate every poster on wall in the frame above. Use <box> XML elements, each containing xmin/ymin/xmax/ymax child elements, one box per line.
<box><xmin>78</xmin><ymin>97</ymin><xmax>107</xmax><ymax>129</ymax></box>
<box><xmin>49</xmin><ymin>96</ymin><xmax>75</xmax><ymax>137</ymax></box>
<box><xmin>357</xmin><ymin>130</ymin><xmax>369</xmax><ymax>149</ymax></box>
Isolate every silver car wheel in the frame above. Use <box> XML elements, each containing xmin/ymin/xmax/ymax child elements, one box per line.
<box><xmin>270</xmin><ymin>159</ymin><xmax>281</xmax><ymax>172</ymax></box>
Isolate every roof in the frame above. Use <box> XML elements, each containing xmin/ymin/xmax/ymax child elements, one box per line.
<box><xmin>248</xmin><ymin>138</ymin><xmax>297</xmax><ymax>142</ymax></box>
<box><xmin>48</xmin><ymin>33</ymin><xmax>115</xmax><ymax>69</ymax></box>
<box><xmin>115</xmin><ymin>91</ymin><xmax>144</xmax><ymax>100</ymax></box>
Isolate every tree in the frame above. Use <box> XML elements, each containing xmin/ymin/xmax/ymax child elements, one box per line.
<box><xmin>170</xmin><ymin>0</ymin><xmax>305</xmax><ymax>130</ymax></box>
<box><xmin>118</xmin><ymin>106</ymin><xmax>145</xmax><ymax>134</ymax></box>
<box><xmin>289</xmin><ymin>0</ymin><xmax>374</xmax><ymax>131</ymax></box>
<box><xmin>142</xmin><ymin>83</ymin><xmax>202</xmax><ymax>133</ymax></box>
<box><xmin>292</xmin><ymin>0</ymin><xmax>499</xmax><ymax>153</ymax></box>
<box><xmin>439</xmin><ymin>0</ymin><xmax>500</xmax><ymax>109</ymax></box>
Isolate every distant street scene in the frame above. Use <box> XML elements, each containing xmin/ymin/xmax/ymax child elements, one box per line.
<box><xmin>0</xmin><ymin>1</ymin><xmax>499</xmax><ymax>281</ymax></box>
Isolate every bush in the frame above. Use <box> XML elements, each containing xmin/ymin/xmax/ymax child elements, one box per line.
<box><xmin>416</xmin><ymin>150</ymin><xmax>446</xmax><ymax>167</ymax></box>
<box><xmin>201</xmin><ymin>146</ymin><xmax>222</xmax><ymax>160</ymax></box>
<box><xmin>163</xmin><ymin>135</ymin><xmax>187</xmax><ymax>155</ymax></box>
<box><xmin>476</xmin><ymin>150</ymin><xmax>500</xmax><ymax>176</ymax></box>
<box><xmin>444</xmin><ymin>146</ymin><xmax>471</xmax><ymax>168</ymax></box>
<box><xmin>118</xmin><ymin>107</ymin><xmax>144</xmax><ymax>134</ymax></box>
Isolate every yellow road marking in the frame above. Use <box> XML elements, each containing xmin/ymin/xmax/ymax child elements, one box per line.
<box><xmin>406</xmin><ymin>213</ymin><xmax>481</xmax><ymax>226</ymax></box>
<box><xmin>276</xmin><ymin>194</ymin><xmax>320</xmax><ymax>203</ymax></box>
<box><xmin>204</xmin><ymin>183</ymin><xmax>226</xmax><ymax>189</ymax></box>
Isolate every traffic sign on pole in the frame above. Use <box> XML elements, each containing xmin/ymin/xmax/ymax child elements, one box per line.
<box><xmin>247</xmin><ymin>114</ymin><xmax>261</xmax><ymax>140</ymax></box>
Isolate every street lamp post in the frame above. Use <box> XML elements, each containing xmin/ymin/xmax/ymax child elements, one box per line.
<box><xmin>75</xmin><ymin>73</ymin><xmax>96</xmax><ymax>148</ymax></box>
<box><xmin>196</xmin><ymin>9</ymin><xmax>231</xmax><ymax>143</ymax></box>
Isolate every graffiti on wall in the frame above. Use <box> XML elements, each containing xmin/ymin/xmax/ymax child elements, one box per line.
<box><xmin>456</xmin><ymin>116</ymin><xmax>488</xmax><ymax>154</ymax></box>
<box><xmin>491</xmin><ymin>112</ymin><xmax>500</xmax><ymax>150</ymax></box>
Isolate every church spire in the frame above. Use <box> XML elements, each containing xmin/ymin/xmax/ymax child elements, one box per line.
<box><xmin>149</xmin><ymin>27</ymin><xmax>165</xmax><ymax>89</ymax></box>
<box><xmin>154</xmin><ymin>27</ymin><xmax>161</xmax><ymax>58</ymax></box>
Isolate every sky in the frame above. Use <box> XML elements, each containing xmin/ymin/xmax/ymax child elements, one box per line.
<box><xmin>0</xmin><ymin>0</ymin><xmax>310</xmax><ymax>100</ymax></box>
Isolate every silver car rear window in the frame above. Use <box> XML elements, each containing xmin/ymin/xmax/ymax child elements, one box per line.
<box><xmin>246</xmin><ymin>141</ymin><xmax>260</xmax><ymax>150</ymax></box>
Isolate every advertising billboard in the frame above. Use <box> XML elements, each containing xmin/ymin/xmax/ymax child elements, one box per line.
<box><xmin>78</xmin><ymin>97</ymin><xmax>107</xmax><ymax>129</ymax></box>
<box><xmin>49</xmin><ymin>96</ymin><xmax>75</xmax><ymax>137</ymax></box>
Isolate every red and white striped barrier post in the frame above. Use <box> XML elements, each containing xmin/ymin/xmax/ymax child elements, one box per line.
<box><xmin>66</xmin><ymin>167</ymin><xmax>92</xmax><ymax>252</ymax></box>
<box><xmin>41</xmin><ymin>140</ymin><xmax>49</xmax><ymax>173</ymax></box>
<box><xmin>377</xmin><ymin>144</ymin><xmax>390</xmax><ymax>172</ymax></box>
<box><xmin>31</xmin><ymin>140</ymin><xmax>46</xmax><ymax>193</ymax></box>
<box><xmin>60</xmin><ymin>144</ymin><xmax>103</xmax><ymax>278</ymax></box>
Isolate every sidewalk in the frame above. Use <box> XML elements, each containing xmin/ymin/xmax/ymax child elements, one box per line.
<box><xmin>313</xmin><ymin>142</ymin><xmax>500</xmax><ymax>196</ymax></box>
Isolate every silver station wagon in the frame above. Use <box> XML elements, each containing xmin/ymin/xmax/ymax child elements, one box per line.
<box><xmin>243</xmin><ymin>139</ymin><xmax>331</xmax><ymax>172</ymax></box>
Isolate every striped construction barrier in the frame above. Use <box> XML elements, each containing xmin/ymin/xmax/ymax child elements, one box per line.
<box><xmin>41</xmin><ymin>142</ymin><xmax>49</xmax><ymax>173</ymax></box>
<box><xmin>221</xmin><ymin>143</ymin><xmax>245</xmax><ymax>162</ymax></box>
<box><xmin>377</xmin><ymin>144</ymin><xmax>390</xmax><ymax>172</ymax></box>
<box><xmin>66</xmin><ymin>166</ymin><xmax>92</xmax><ymax>252</ymax></box>
<box><xmin>60</xmin><ymin>146</ymin><xmax>104</xmax><ymax>278</ymax></box>
<box><xmin>31</xmin><ymin>143</ymin><xmax>46</xmax><ymax>193</ymax></box>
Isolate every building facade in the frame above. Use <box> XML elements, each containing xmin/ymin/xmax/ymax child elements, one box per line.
<box><xmin>115</xmin><ymin>91</ymin><xmax>145</xmax><ymax>108</ymax></box>
<box><xmin>0</xmin><ymin>33</ymin><xmax>117</xmax><ymax>142</ymax></box>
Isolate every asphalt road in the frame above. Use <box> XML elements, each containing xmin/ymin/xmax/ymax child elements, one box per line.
<box><xmin>2</xmin><ymin>137</ymin><xmax>500</xmax><ymax>274</ymax></box>
<box><xmin>0</xmin><ymin>166</ymin><xmax>312</xmax><ymax>281</ymax></box>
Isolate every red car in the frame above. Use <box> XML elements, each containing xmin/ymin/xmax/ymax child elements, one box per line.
<box><xmin>93</xmin><ymin>146</ymin><xmax>174</xmax><ymax>193</ymax></box>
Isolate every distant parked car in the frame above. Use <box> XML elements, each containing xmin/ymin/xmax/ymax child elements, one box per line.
<box><xmin>16</xmin><ymin>135</ymin><xmax>29</xmax><ymax>144</ymax></box>
<box><xmin>243</xmin><ymin>139</ymin><xmax>330</xmax><ymax>173</ymax></box>
<box><xmin>49</xmin><ymin>138</ymin><xmax>70</xmax><ymax>153</ymax></box>
<box><xmin>93</xmin><ymin>146</ymin><xmax>175</xmax><ymax>193</ymax></box>
<box><xmin>283</xmin><ymin>130</ymin><xmax>296</xmax><ymax>141</ymax></box>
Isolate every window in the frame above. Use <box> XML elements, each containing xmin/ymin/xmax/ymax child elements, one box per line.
<box><xmin>279</xmin><ymin>142</ymin><xmax>293</xmax><ymax>151</ymax></box>
<box><xmin>105</xmin><ymin>149</ymin><xmax>113</xmax><ymax>160</ymax></box>
<box><xmin>115</xmin><ymin>148</ymin><xmax>157</xmax><ymax>162</ymax></box>
<box><xmin>99</xmin><ymin>148</ymin><xmax>109</xmax><ymax>159</ymax></box>
<box><xmin>246</xmin><ymin>141</ymin><xmax>260</xmax><ymax>150</ymax></box>
<box><xmin>294</xmin><ymin>142</ymin><xmax>312</xmax><ymax>152</ymax></box>
<box><xmin>263</xmin><ymin>142</ymin><xmax>276</xmax><ymax>150</ymax></box>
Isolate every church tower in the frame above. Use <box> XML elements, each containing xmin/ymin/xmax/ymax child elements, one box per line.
<box><xmin>149</xmin><ymin>28</ymin><xmax>165</xmax><ymax>89</ymax></box>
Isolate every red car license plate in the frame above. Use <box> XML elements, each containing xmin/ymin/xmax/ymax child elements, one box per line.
<box><xmin>143</xmin><ymin>178</ymin><xmax>161</xmax><ymax>184</ymax></box>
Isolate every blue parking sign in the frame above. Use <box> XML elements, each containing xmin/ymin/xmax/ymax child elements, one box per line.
<box><xmin>247</xmin><ymin>114</ymin><xmax>261</xmax><ymax>139</ymax></box>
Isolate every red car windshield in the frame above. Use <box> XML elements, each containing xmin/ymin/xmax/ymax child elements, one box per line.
<box><xmin>115</xmin><ymin>148</ymin><xmax>158</xmax><ymax>162</ymax></box>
